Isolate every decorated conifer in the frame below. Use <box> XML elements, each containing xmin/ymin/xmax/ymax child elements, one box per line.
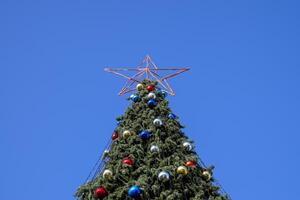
<box><xmin>75</xmin><ymin>56</ymin><xmax>230</xmax><ymax>200</ymax></box>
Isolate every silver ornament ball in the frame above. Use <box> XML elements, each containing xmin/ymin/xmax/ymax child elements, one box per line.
<box><xmin>101</xmin><ymin>149</ymin><xmax>110</xmax><ymax>159</ymax></box>
<box><xmin>103</xmin><ymin>149</ymin><xmax>110</xmax><ymax>155</ymax></box>
<box><xmin>147</xmin><ymin>92</ymin><xmax>156</xmax><ymax>99</ymax></box>
<box><xmin>183</xmin><ymin>142</ymin><xmax>193</xmax><ymax>151</ymax></box>
<box><xmin>153</xmin><ymin>118</ymin><xmax>163</xmax><ymax>126</ymax></box>
<box><xmin>158</xmin><ymin>171</ymin><xmax>170</xmax><ymax>181</ymax></box>
<box><xmin>150</xmin><ymin>145</ymin><xmax>160</xmax><ymax>153</ymax></box>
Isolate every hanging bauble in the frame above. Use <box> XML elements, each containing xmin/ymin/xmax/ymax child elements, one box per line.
<box><xmin>102</xmin><ymin>169</ymin><xmax>113</xmax><ymax>180</ymax></box>
<box><xmin>150</xmin><ymin>145</ymin><xmax>160</xmax><ymax>153</ymax></box>
<box><xmin>130</xmin><ymin>94</ymin><xmax>140</xmax><ymax>102</ymax></box>
<box><xmin>103</xmin><ymin>149</ymin><xmax>110</xmax><ymax>155</ymax></box>
<box><xmin>112</xmin><ymin>132</ymin><xmax>118</xmax><ymax>140</ymax></box>
<box><xmin>153</xmin><ymin>118</ymin><xmax>163</xmax><ymax>126</ymax></box>
<box><xmin>176</xmin><ymin>166</ymin><xmax>188</xmax><ymax>175</ymax></box>
<box><xmin>139</xmin><ymin>130</ymin><xmax>151</xmax><ymax>140</ymax></box>
<box><xmin>168</xmin><ymin>113</ymin><xmax>177</xmax><ymax>119</ymax></box>
<box><xmin>185</xmin><ymin>160</ymin><xmax>197</xmax><ymax>167</ymax></box>
<box><xmin>128</xmin><ymin>185</ymin><xmax>141</xmax><ymax>198</ymax></box>
<box><xmin>122</xmin><ymin>157</ymin><xmax>133</xmax><ymax>166</ymax></box>
<box><xmin>136</xmin><ymin>83</ymin><xmax>144</xmax><ymax>91</ymax></box>
<box><xmin>146</xmin><ymin>84</ymin><xmax>155</xmax><ymax>92</ymax></box>
<box><xmin>158</xmin><ymin>171</ymin><xmax>170</xmax><ymax>181</ymax></box>
<box><xmin>123</xmin><ymin>130</ymin><xmax>132</xmax><ymax>139</ymax></box>
<box><xmin>147</xmin><ymin>99</ymin><xmax>157</xmax><ymax>108</ymax></box>
<box><xmin>101</xmin><ymin>149</ymin><xmax>110</xmax><ymax>159</ymax></box>
<box><xmin>94</xmin><ymin>186</ymin><xmax>108</xmax><ymax>198</ymax></box>
<box><xmin>147</xmin><ymin>92</ymin><xmax>156</xmax><ymax>99</ymax></box>
<box><xmin>183</xmin><ymin>142</ymin><xmax>193</xmax><ymax>151</ymax></box>
<box><xmin>202</xmin><ymin>170</ymin><xmax>212</xmax><ymax>181</ymax></box>
<box><xmin>161</xmin><ymin>90</ymin><xmax>168</xmax><ymax>98</ymax></box>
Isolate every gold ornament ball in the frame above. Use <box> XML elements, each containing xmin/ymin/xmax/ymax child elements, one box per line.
<box><xmin>123</xmin><ymin>130</ymin><xmax>132</xmax><ymax>139</ymax></box>
<box><xmin>103</xmin><ymin>169</ymin><xmax>113</xmax><ymax>180</ymax></box>
<box><xmin>202</xmin><ymin>171</ymin><xmax>211</xmax><ymax>181</ymax></box>
<box><xmin>136</xmin><ymin>83</ymin><xmax>144</xmax><ymax>91</ymax></box>
<box><xmin>176</xmin><ymin>166</ymin><xmax>188</xmax><ymax>175</ymax></box>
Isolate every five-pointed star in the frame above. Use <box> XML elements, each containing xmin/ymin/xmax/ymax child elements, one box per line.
<box><xmin>104</xmin><ymin>55</ymin><xmax>190</xmax><ymax>96</ymax></box>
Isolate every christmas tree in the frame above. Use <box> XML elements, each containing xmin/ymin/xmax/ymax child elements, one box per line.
<box><xmin>75</xmin><ymin>56</ymin><xmax>230</xmax><ymax>200</ymax></box>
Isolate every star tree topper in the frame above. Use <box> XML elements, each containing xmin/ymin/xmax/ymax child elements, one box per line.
<box><xmin>104</xmin><ymin>55</ymin><xmax>190</xmax><ymax>96</ymax></box>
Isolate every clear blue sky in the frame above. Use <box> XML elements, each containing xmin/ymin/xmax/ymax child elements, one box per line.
<box><xmin>1</xmin><ymin>1</ymin><xmax>299</xmax><ymax>199</ymax></box>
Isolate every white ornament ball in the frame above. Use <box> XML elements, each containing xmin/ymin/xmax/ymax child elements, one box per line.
<box><xmin>102</xmin><ymin>169</ymin><xmax>113</xmax><ymax>180</ymax></box>
<box><xmin>158</xmin><ymin>171</ymin><xmax>170</xmax><ymax>181</ymax></box>
<box><xmin>147</xmin><ymin>92</ymin><xmax>156</xmax><ymax>99</ymax></box>
<box><xmin>153</xmin><ymin>118</ymin><xmax>163</xmax><ymax>126</ymax></box>
<box><xmin>150</xmin><ymin>145</ymin><xmax>160</xmax><ymax>153</ymax></box>
<box><xmin>183</xmin><ymin>142</ymin><xmax>193</xmax><ymax>151</ymax></box>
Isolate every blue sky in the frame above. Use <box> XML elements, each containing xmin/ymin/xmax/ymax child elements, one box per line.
<box><xmin>1</xmin><ymin>0</ymin><xmax>300</xmax><ymax>199</ymax></box>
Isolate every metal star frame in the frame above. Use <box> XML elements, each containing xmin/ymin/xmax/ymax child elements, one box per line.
<box><xmin>104</xmin><ymin>55</ymin><xmax>190</xmax><ymax>96</ymax></box>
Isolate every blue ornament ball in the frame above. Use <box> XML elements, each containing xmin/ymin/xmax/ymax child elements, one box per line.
<box><xmin>168</xmin><ymin>113</ymin><xmax>177</xmax><ymax>119</ymax></box>
<box><xmin>130</xmin><ymin>94</ymin><xmax>140</xmax><ymax>102</ymax></box>
<box><xmin>147</xmin><ymin>99</ymin><xmax>157</xmax><ymax>108</ymax></box>
<box><xmin>128</xmin><ymin>185</ymin><xmax>141</xmax><ymax>198</ymax></box>
<box><xmin>139</xmin><ymin>130</ymin><xmax>151</xmax><ymax>140</ymax></box>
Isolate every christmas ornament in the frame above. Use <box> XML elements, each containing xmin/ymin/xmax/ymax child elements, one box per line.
<box><xmin>102</xmin><ymin>169</ymin><xmax>113</xmax><ymax>180</ymax></box>
<box><xmin>183</xmin><ymin>142</ymin><xmax>193</xmax><ymax>151</ymax></box>
<box><xmin>101</xmin><ymin>149</ymin><xmax>110</xmax><ymax>160</ymax></box>
<box><xmin>147</xmin><ymin>92</ymin><xmax>156</xmax><ymax>99</ymax></box>
<box><xmin>94</xmin><ymin>186</ymin><xmax>108</xmax><ymax>198</ymax></box>
<box><xmin>202</xmin><ymin>170</ymin><xmax>212</xmax><ymax>181</ymax></box>
<box><xmin>103</xmin><ymin>149</ymin><xmax>110</xmax><ymax>155</ymax></box>
<box><xmin>146</xmin><ymin>84</ymin><xmax>155</xmax><ymax>92</ymax></box>
<box><xmin>136</xmin><ymin>83</ymin><xmax>144</xmax><ymax>91</ymax></box>
<box><xmin>122</xmin><ymin>158</ymin><xmax>133</xmax><ymax>166</ymax></box>
<box><xmin>123</xmin><ymin>130</ymin><xmax>132</xmax><ymax>139</ymax></box>
<box><xmin>168</xmin><ymin>113</ymin><xmax>177</xmax><ymax>119</ymax></box>
<box><xmin>161</xmin><ymin>90</ymin><xmax>168</xmax><ymax>98</ymax></box>
<box><xmin>139</xmin><ymin>130</ymin><xmax>151</xmax><ymax>140</ymax></box>
<box><xmin>150</xmin><ymin>145</ymin><xmax>160</xmax><ymax>153</ymax></box>
<box><xmin>147</xmin><ymin>99</ymin><xmax>157</xmax><ymax>108</ymax></box>
<box><xmin>112</xmin><ymin>132</ymin><xmax>118</xmax><ymax>140</ymax></box>
<box><xmin>128</xmin><ymin>185</ymin><xmax>141</xmax><ymax>198</ymax></box>
<box><xmin>153</xmin><ymin>118</ymin><xmax>163</xmax><ymax>126</ymax></box>
<box><xmin>158</xmin><ymin>171</ymin><xmax>170</xmax><ymax>181</ymax></box>
<box><xmin>104</xmin><ymin>55</ymin><xmax>190</xmax><ymax>96</ymax></box>
<box><xmin>176</xmin><ymin>166</ymin><xmax>188</xmax><ymax>175</ymax></box>
<box><xmin>130</xmin><ymin>94</ymin><xmax>140</xmax><ymax>102</ymax></box>
<box><xmin>185</xmin><ymin>160</ymin><xmax>197</xmax><ymax>167</ymax></box>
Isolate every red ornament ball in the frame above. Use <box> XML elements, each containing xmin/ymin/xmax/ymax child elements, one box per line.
<box><xmin>122</xmin><ymin>157</ymin><xmax>133</xmax><ymax>166</ymax></box>
<box><xmin>185</xmin><ymin>160</ymin><xmax>197</xmax><ymax>167</ymax></box>
<box><xmin>146</xmin><ymin>85</ymin><xmax>155</xmax><ymax>92</ymax></box>
<box><xmin>112</xmin><ymin>132</ymin><xmax>118</xmax><ymax>140</ymax></box>
<box><xmin>94</xmin><ymin>186</ymin><xmax>108</xmax><ymax>198</ymax></box>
